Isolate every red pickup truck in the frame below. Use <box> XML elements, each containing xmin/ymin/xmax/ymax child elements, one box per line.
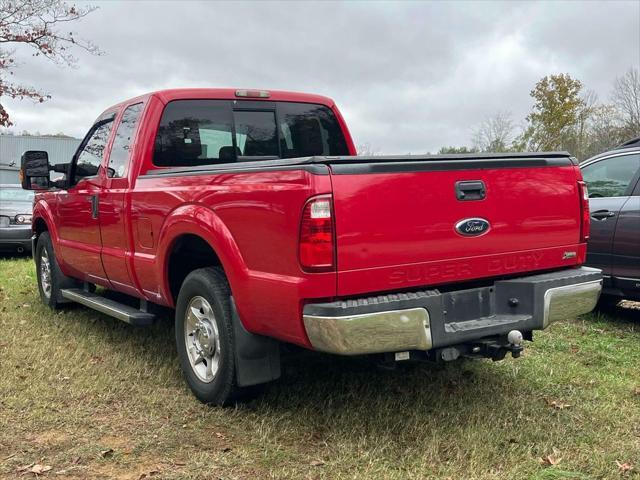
<box><xmin>21</xmin><ymin>88</ymin><xmax>602</xmax><ymax>405</ymax></box>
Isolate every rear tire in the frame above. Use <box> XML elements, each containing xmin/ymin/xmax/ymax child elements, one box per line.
<box><xmin>175</xmin><ymin>267</ymin><xmax>258</xmax><ymax>406</ymax></box>
<box><xmin>35</xmin><ymin>232</ymin><xmax>78</xmax><ymax>309</ymax></box>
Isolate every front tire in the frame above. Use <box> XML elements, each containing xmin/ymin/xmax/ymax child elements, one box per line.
<box><xmin>175</xmin><ymin>267</ymin><xmax>253</xmax><ymax>405</ymax></box>
<box><xmin>35</xmin><ymin>232</ymin><xmax>77</xmax><ymax>309</ymax></box>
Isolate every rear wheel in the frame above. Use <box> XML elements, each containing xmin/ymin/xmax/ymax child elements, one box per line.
<box><xmin>35</xmin><ymin>232</ymin><xmax>78</xmax><ymax>309</ymax></box>
<box><xmin>175</xmin><ymin>267</ymin><xmax>257</xmax><ymax>405</ymax></box>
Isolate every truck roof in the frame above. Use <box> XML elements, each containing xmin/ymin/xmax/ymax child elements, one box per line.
<box><xmin>103</xmin><ymin>88</ymin><xmax>336</xmax><ymax>114</ymax></box>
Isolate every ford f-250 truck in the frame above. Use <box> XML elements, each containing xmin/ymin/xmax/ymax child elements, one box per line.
<box><xmin>20</xmin><ymin>88</ymin><xmax>602</xmax><ymax>405</ymax></box>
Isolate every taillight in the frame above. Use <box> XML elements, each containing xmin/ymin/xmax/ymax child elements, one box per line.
<box><xmin>577</xmin><ymin>181</ymin><xmax>590</xmax><ymax>242</ymax></box>
<box><xmin>299</xmin><ymin>195</ymin><xmax>335</xmax><ymax>271</ymax></box>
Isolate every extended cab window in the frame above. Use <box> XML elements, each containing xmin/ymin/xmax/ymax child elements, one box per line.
<box><xmin>75</xmin><ymin>118</ymin><xmax>115</xmax><ymax>181</ymax></box>
<box><xmin>582</xmin><ymin>154</ymin><xmax>640</xmax><ymax>198</ymax></box>
<box><xmin>153</xmin><ymin>100</ymin><xmax>349</xmax><ymax>168</ymax></box>
<box><xmin>109</xmin><ymin>103</ymin><xmax>144</xmax><ymax>178</ymax></box>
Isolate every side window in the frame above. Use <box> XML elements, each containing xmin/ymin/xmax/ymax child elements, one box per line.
<box><xmin>154</xmin><ymin>100</ymin><xmax>234</xmax><ymax>167</ymax></box>
<box><xmin>75</xmin><ymin>119</ymin><xmax>115</xmax><ymax>181</ymax></box>
<box><xmin>582</xmin><ymin>154</ymin><xmax>640</xmax><ymax>198</ymax></box>
<box><xmin>108</xmin><ymin>103</ymin><xmax>144</xmax><ymax>178</ymax></box>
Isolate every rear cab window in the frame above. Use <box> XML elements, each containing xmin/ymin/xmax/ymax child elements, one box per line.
<box><xmin>152</xmin><ymin>100</ymin><xmax>348</xmax><ymax>168</ymax></box>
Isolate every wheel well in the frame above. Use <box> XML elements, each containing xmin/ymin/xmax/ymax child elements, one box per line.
<box><xmin>167</xmin><ymin>234</ymin><xmax>223</xmax><ymax>302</ymax></box>
<box><xmin>33</xmin><ymin>218</ymin><xmax>48</xmax><ymax>242</ymax></box>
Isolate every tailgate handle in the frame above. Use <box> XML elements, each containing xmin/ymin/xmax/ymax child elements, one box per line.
<box><xmin>455</xmin><ymin>180</ymin><xmax>486</xmax><ymax>201</ymax></box>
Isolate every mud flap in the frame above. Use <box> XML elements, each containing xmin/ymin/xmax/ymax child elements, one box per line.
<box><xmin>230</xmin><ymin>298</ymin><xmax>281</xmax><ymax>387</ymax></box>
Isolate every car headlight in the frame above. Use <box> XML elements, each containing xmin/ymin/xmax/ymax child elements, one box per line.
<box><xmin>15</xmin><ymin>214</ymin><xmax>32</xmax><ymax>224</ymax></box>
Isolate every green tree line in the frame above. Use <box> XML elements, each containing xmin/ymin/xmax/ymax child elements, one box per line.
<box><xmin>439</xmin><ymin>68</ymin><xmax>640</xmax><ymax>161</ymax></box>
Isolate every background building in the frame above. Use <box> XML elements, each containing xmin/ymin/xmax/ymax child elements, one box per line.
<box><xmin>0</xmin><ymin>135</ymin><xmax>81</xmax><ymax>183</ymax></box>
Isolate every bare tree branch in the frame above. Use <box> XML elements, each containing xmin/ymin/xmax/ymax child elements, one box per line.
<box><xmin>612</xmin><ymin>67</ymin><xmax>640</xmax><ymax>136</ymax></box>
<box><xmin>0</xmin><ymin>0</ymin><xmax>100</xmax><ymax>126</ymax></box>
<box><xmin>472</xmin><ymin>112</ymin><xmax>515</xmax><ymax>152</ymax></box>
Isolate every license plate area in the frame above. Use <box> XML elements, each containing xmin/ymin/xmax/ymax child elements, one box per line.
<box><xmin>442</xmin><ymin>287</ymin><xmax>493</xmax><ymax>323</ymax></box>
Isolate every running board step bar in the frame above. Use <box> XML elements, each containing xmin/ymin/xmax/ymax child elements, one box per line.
<box><xmin>60</xmin><ymin>288</ymin><xmax>155</xmax><ymax>326</ymax></box>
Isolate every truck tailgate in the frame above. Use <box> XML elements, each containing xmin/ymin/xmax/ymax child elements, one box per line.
<box><xmin>328</xmin><ymin>155</ymin><xmax>584</xmax><ymax>296</ymax></box>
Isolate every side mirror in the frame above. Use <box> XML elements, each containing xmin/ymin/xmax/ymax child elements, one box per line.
<box><xmin>20</xmin><ymin>150</ymin><xmax>50</xmax><ymax>190</ymax></box>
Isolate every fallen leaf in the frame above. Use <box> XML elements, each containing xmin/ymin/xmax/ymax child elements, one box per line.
<box><xmin>16</xmin><ymin>463</ymin><xmax>35</xmax><ymax>473</ymax></box>
<box><xmin>138</xmin><ymin>470</ymin><xmax>161</xmax><ymax>479</ymax></box>
<box><xmin>99</xmin><ymin>448</ymin><xmax>113</xmax><ymax>458</ymax></box>
<box><xmin>54</xmin><ymin>466</ymin><xmax>80</xmax><ymax>475</ymax></box>
<box><xmin>616</xmin><ymin>461</ymin><xmax>634</xmax><ymax>474</ymax></box>
<box><xmin>30</xmin><ymin>464</ymin><xmax>52</xmax><ymax>474</ymax></box>
<box><xmin>539</xmin><ymin>450</ymin><xmax>562</xmax><ymax>466</ymax></box>
<box><xmin>310</xmin><ymin>460</ymin><xmax>325</xmax><ymax>467</ymax></box>
<box><xmin>633</xmin><ymin>387</ymin><xmax>640</xmax><ymax>397</ymax></box>
<box><xmin>545</xmin><ymin>398</ymin><xmax>571</xmax><ymax>410</ymax></box>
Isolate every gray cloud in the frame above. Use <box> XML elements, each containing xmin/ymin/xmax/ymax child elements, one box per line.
<box><xmin>3</xmin><ymin>0</ymin><xmax>639</xmax><ymax>153</ymax></box>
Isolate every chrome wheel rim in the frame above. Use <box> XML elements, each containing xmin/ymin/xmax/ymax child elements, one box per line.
<box><xmin>184</xmin><ymin>296</ymin><xmax>220</xmax><ymax>383</ymax></box>
<box><xmin>40</xmin><ymin>248</ymin><xmax>52</xmax><ymax>299</ymax></box>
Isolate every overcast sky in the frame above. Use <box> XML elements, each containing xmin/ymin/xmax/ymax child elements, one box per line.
<box><xmin>3</xmin><ymin>0</ymin><xmax>639</xmax><ymax>153</ymax></box>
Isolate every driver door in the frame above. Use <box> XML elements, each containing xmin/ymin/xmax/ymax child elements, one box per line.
<box><xmin>56</xmin><ymin>115</ymin><xmax>116</xmax><ymax>284</ymax></box>
<box><xmin>582</xmin><ymin>152</ymin><xmax>640</xmax><ymax>278</ymax></box>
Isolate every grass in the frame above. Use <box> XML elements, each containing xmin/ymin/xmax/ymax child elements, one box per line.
<box><xmin>0</xmin><ymin>256</ymin><xmax>639</xmax><ymax>480</ymax></box>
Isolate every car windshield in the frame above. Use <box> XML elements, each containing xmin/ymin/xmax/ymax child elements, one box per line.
<box><xmin>0</xmin><ymin>187</ymin><xmax>34</xmax><ymax>203</ymax></box>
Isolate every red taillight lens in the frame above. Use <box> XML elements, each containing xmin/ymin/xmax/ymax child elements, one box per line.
<box><xmin>577</xmin><ymin>181</ymin><xmax>590</xmax><ymax>242</ymax></box>
<box><xmin>299</xmin><ymin>195</ymin><xmax>335</xmax><ymax>271</ymax></box>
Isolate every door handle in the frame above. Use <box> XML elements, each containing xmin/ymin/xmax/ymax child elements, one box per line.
<box><xmin>87</xmin><ymin>195</ymin><xmax>99</xmax><ymax>219</ymax></box>
<box><xmin>591</xmin><ymin>210</ymin><xmax>615</xmax><ymax>220</ymax></box>
<box><xmin>455</xmin><ymin>180</ymin><xmax>486</xmax><ymax>200</ymax></box>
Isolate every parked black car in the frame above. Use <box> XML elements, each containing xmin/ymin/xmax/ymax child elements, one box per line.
<box><xmin>0</xmin><ymin>184</ymin><xmax>34</xmax><ymax>254</ymax></box>
<box><xmin>581</xmin><ymin>139</ymin><xmax>640</xmax><ymax>304</ymax></box>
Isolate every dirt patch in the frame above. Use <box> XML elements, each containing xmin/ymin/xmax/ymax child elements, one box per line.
<box><xmin>30</xmin><ymin>430</ymin><xmax>72</xmax><ymax>446</ymax></box>
<box><xmin>86</xmin><ymin>459</ymin><xmax>177</xmax><ymax>480</ymax></box>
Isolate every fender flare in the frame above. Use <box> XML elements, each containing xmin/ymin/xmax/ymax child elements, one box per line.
<box><xmin>156</xmin><ymin>203</ymin><xmax>249</xmax><ymax>309</ymax></box>
<box><xmin>32</xmin><ymin>199</ymin><xmax>67</xmax><ymax>267</ymax></box>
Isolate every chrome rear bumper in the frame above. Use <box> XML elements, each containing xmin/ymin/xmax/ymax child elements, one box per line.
<box><xmin>543</xmin><ymin>280</ymin><xmax>602</xmax><ymax>328</ymax></box>
<box><xmin>303</xmin><ymin>308</ymin><xmax>432</xmax><ymax>355</ymax></box>
<box><xmin>303</xmin><ymin>267</ymin><xmax>602</xmax><ymax>355</ymax></box>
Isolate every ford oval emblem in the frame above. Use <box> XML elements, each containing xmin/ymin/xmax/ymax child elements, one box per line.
<box><xmin>455</xmin><ymin>218</ymin><xmax>490</xmax><ymax>237</ymax></box>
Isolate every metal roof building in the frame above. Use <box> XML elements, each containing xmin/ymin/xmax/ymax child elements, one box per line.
<box><xmin>0</xmin><ymin>135</ymin><xmax>81</xmax><ymax>183</ymax></box>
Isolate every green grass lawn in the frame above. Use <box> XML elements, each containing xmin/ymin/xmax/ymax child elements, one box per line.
<box><xmin>0</xmin><ymin>256</ymin><xmax>638</xmax><ymax>479</ymax></box>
